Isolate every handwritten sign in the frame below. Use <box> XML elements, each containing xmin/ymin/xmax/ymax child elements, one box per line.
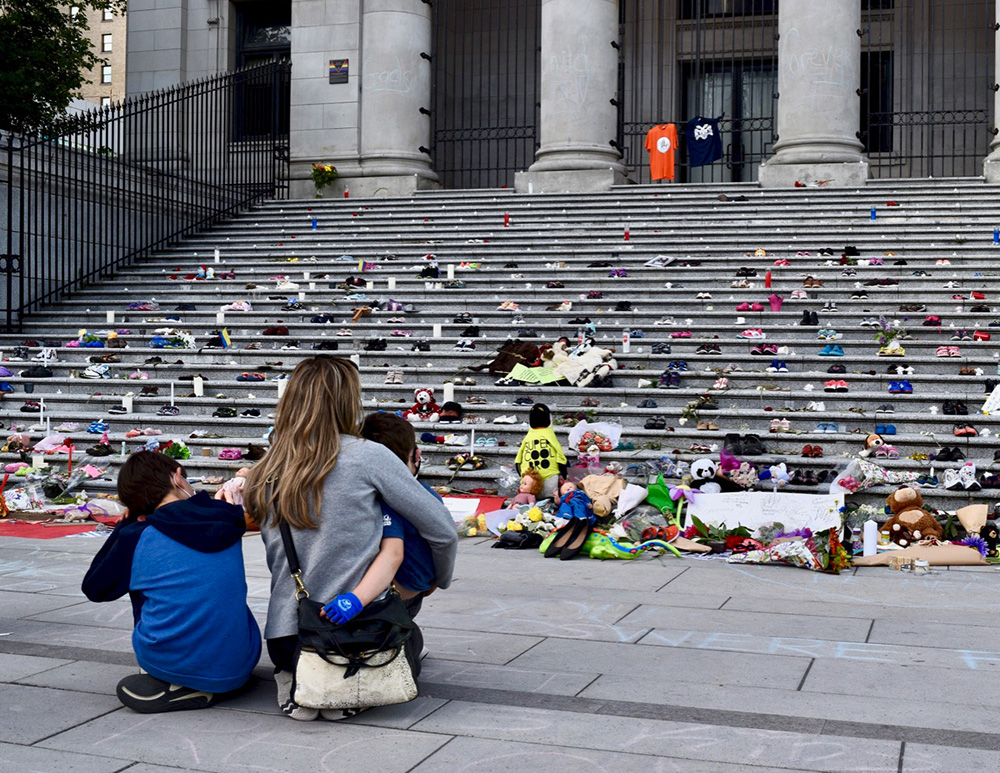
<box><xmin>688</xmin><ymin>491</ymin><xmax>843</xmax><ymax>533</ymax></box>
<box><xmin>981</xmin><ymin>383</ymin><xmax>1000</xmax><ymax>415</ymax></box>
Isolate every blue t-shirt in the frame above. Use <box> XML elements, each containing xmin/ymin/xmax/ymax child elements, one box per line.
<box><xmin>131</xmin><ymin>528</ymin><xmax>262</xmax><ymax>693</ymax></box>
<box><xmin>381</xmin><ymin>481</ymin><xmax>441</xmax><ymax>593</ymax></box>
<box><xmin>684</xmin><ymin>116</ymin><xmax>723</xmax><ymax>168</ymax></box>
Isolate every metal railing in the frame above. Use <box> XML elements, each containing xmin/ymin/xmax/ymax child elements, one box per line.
<box><xmin>0</xmin><ymin>60</ymin><xmax>290</xmax><ymax>332</ymax></box>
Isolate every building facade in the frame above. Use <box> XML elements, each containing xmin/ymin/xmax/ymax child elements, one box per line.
<box><xmin>124</xmin><ymin>0</ymin><xmax>1000</xmax><ymax>194</ymax></box>
<box><xmin>74</xmin><ymin>4</ymin><xmax>128</xmax><ymax>107</ymax></box>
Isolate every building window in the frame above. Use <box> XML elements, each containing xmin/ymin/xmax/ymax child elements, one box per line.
<box><xmin>102</xmin><ymin>34</ymin><xmax>112</xmax><ymax>52</ymax></box>
<box><xmin>103</xmin><ymin>8</ymin><xmax>114</xmax><ymax>21</ymax></box>
<box><xmin>101</xmin><ymin>65</ymin><xmax>112</xmax><ymax>84</ymax></box>
<box><xmin>863</xmin><ymin>0</ymin><xmax>893</xmax><ymax>9</ymax></box>
<box><xmin>861</xmin><ymin>51</ymin><xmax>893</xmax><ymax>153</ymax></box>
<box><xmin>679</xmin><ymin>0</ymin><xmax>776</xmax><ymax>18</ymax></box>
<box><xmin>101</xmin><ymin>97</ymin><xmax>112</xmax><ymax>107</ymax></box>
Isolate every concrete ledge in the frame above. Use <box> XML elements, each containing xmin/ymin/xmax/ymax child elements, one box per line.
<box><xmin>515</xmin><ymin>168</ymin><xmax>630</xmax><ymax>194</ymax></box>
<box><xmin>290</xmin><ymin>174</ymin><xmax>440</xmax><ymax>199</ymax></box>
<box><xmin>758</xmin><ymin>161</ymin><xmax>870</xmax><ymax>189</ymax></box>
<box><xmin>983</xmin><ymin>159</ymin><xmax>1000</xmax><ymax>184</ymax></box>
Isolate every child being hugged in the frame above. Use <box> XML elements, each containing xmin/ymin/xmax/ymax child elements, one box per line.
<box><xmin>82</xmin><ymin>452</ymin><xmax>261</xmax><ymax>713</ymax></box>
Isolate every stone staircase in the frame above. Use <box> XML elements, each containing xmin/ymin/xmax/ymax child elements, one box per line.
<box><xmin>5</xmin><ymin>179</ymin><xmax>1000</xmax><ymax>507</ymax></box>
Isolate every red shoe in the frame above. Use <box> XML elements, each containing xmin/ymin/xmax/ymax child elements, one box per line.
<box><xmin>972</xmin><ymin>291</ymin><xmax>986</xmax><ymax>300</ymax></box>
<box><xmin>974</xmin><ymin>330</ymin><xmax>991</xmax><ymax>341</ymax></box>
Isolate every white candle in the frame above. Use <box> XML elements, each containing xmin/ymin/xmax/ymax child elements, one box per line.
<box><xmin>432</xmin><ymin>324</ymin><xmax>442</xmax><ymax>338</ymax></box>
<box><xmin>214</xmin><ymin>248</ymin><xmax>220</xmax><ymax>263</ymax></box>
<box><xmin>39</xmin><ymin>398</ymin><xmax>45</xmax><ymax>416</ymax></box>
<box><xmin>435</xmin><ymin>282</ymin><xmax>442</xmax><ymax>290</ymax></box>
<box><xmin>424</xmin><ymin>281</ymin><xmax>433</xmax><ymax>290</ymax></box>
<box><xmin>170</xmin><ymin>383</ymin><xmax>175</xmax><ymax>405</ymax></box>
<box><xmin>277</xmin><ymin>378</ymin><xmax>288</xmax><ymax>399</ymax></box>
<box><xmin>192</xmin><ymin>376</ymin><xmax>204</xmax><ymax>397</ymax></box>
<box><xmin>106</xmin><ymin>310</ymin><xmax>115</xmax><ymax>324</ymax></box>
<box><xmin>366</xmin><ymin>280</ymin><xmax>374</xmax><ymax>290</ymax></box>
<box><xmin>388</xmin><ymin>277</ymin><xmax>396</xmax><ymax>290</ymax></box>
<box><xmin>443</xmin><ymin>381</ymin><xmax>455</xmax><ymax>403</ymax></box>
<box><xmin>447</xmin><ymin>264</ymin><xmax>455</xmax><ymax>279</ymax></box>
<box><xmin>309</xmin><ymin>282</ymin><xmax>316</xmax><ymax>290</ymax></box>
<box><xmin>32</xmin><ymin>454</ymin><xmax>45</xmax><ymax>470</ymax></box>
<box><xmin>122</xmin><ymin>395</ymin><xmax>133</xmax><ymax>413</ymax></box>
<box><xmin>298</xmin><ymin>291</ymin><xmax>306</xmax><ymax>301</ymax></box>
<box><xmin>216</xmin><ymin>312</ymin><xmax>225</xmax><ymax>327</ymax></box>
<box><xmin>469</xmin><ymin>428</ymin><xmax>475</xmax><ymax>455</ymax></box>
<box><xmin>303</xmin><ymin>271</ymin><xmax>310</xmax><ymax>280</ymax></box>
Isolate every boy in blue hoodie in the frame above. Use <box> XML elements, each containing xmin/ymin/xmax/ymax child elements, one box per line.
<box><xmin>82</xmin><ymin>451</ymin><xmax>261</xmax><ymax>713</ymax></box>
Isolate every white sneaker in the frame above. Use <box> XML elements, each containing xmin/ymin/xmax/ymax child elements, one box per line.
<box><xmin>32</xmin><ymin>348</ymin><xmax>58</xmax><ymax>362</ymax></box>
<box><xmin>960</xmin><ymin>463</ymin><xmax>981</xmax><ymax>491</ymax></box>
<box><xmin>943</xmin><ymin>468</ymin><xmax>962</xmax><ymax>490</ymax></box>
<box><xmin>274</xmin><ymin>670</ymin><xmax>318</xmax><ymax>721</ymax></box>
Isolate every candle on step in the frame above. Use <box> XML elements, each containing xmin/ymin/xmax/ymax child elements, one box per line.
<box><xmin>309</xmin><ymin>282</ymin><xmax>316</xmax><ymax>290</ymax></box>
<box><xmin>504</xmin><ymin>213</ymin><xmax>510</xmax><ymax>227</ymax></box>
<box><xmin>311</xmin><ymin>217</ymin><xmax>318</xmax><ymax>230</ymax></box>
<box><xmin>32</xmin><ymin>454</ymin><xmax>45</xmax><ymax>470</ymax></box>
<box><xmin>470</xmin><ymin>428</ymin><xmax>475</xmax><ymax>455</ymax></box>
<box><xmin>994</xmin><ymin>228</ymin><xmax>999</xmax><ymax>245</ymax></box>
<box><xmin>622</xmin><ymin>330</ymin><xmax>631</xmax><ymax>353</ymax></box>
<box><xmin>170</xmin><ymin>383</ymin><xmax>175</xmax><ymax>405</ymax></box>
<box><xmin>366</xmin><ymin>280</ymin><xmax>374</xmax><ymax>290</ymax></box>
<box><xmin>106</xmin><ymin>310</ymin><xmax>115</xmax><ymax>324</ymax></box>
<box><xmin>624</xmin><ymin>225</ymin><xmax>630</xmax><ymax>241</ymax></box>
<box><xmin>863</xmin><ymin>519</ymin><xmax>878</xmax><ymax>557</ymax></box>
<box><xmin>120</xmin><ymin>442</ymin><xmax>126</xmax><ymax>457</ymax></box>
<box><xmin>388</xmin><ymin>277</ymin><xmax>396</xmax><ymax>290</ymax></box>
<box><xmin>765</xmin><ymin>269</ymin><xmax>772</xmax><ymax>289</ymax></box>
<box><xmin>447</xmin><ymin>264</ymin><xmax>455</xmax><ymax>279</ymax></box>
<box><xmin>443</xmin><ymin>381</ymin><xmax>455</xmax><ymax>404</ymax></box>
<box><xmin>192</xmin><ymin>376</ymin><xmax>204</xmax><ymax>397</ymax></box>
<box><xmin>122</xmin><ymin>395</ymin><xmax>133</xmax><ymax>413</ymax></box>
<box><xmin>303</xmin><ymin>271</ymin><xmax>310</xmax><ymax>280</ymax></box>
<box><xmin>277</xmin><ymin>378</ymin><xmax>288</xmax><ymax>399</ymax></box>
<box><xmin>344</xmin><ymin>187</ymin><xmax>350</xmax><ymax>199</ymax></box>
<box><xmin>298</xmin><ymin>291</ymin><xmax>306</xmax><ymax>301</ymax></box>
<box><xmin>432</xmin><ymin>324</ymin><xmax>442</xmax><ymax>338</ymax></box>
<box><xmin>216</xmin><ymin>312</ymin><xmax>225</xmax><ymax>327</ymax></box>
<box><xmin>214</xmin><ymin>248</ymin><xmax>221</xmax><ymax>263</ymax></box>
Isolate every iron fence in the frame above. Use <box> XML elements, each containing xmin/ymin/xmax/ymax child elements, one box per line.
<box><xmin>0</xmin><ymin>60</ymin><xmax>290</xmax><ymax>332</ymax></box>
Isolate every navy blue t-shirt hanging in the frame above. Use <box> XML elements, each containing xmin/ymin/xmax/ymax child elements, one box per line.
<box><xmin>684</xmin><ymin>117</ymin><xmax>723</xmax><ymax>168</ymax></box>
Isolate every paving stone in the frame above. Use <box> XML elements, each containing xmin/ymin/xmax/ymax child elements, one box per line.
<box><xmin>0</xmin><ymin>589</ymin><xmax>85</xmax><ymax>619</ymax></box>
<box><xmin>0</xmin><ymin>652</ymin><xmax>72</xmax><ymax>682</ymax></box>
<box><xmin>869</xmin><ymin>618</ymin><xmax>1000</xmax><ymax>654</ymax></box>
<box><xmin>420</xmin><ymin>658</ymin><xmax>597</xmax><ymax>696</ymax></box>
<box><xmin>803</xmin><ymin>659</ymin><xmax>1000</xmax><ymax>705</ymax></box>
<box><xmin>1</xmin><ymin>617</ymin><xmax>135</xmax><ymax>653</ymax></box>
<box><xmin>421</xmin><ymin>627</ymin><xmax>545</xmax><ymax>664</ymax></box>
<box><xmin>412</xmin><ymin>700</ymin><xmax>901</xmax><ymax>772</ymax></box>
<box><xmin>15</xmin><ymin>660</ymin><xmax>137</xmax><ymax>695</ymax></box>
<box><xmin>618</xmin><ymin>603</ymin><xmax>873</xmax><ymax>642</ymax></box>
<box><xmin>28</xmin><ymin>599</ymin><xmax>136</xmax><ymax>630</ymax></box>
<box><xmin>38</xmin><ymin>705</ymin><xmax>452</xmax><ymax>773</ymax></box>
<box><xmin>0</xmin><ymin>742</ymin><xmax>127</xmax><ymax>773</ymax></box>
<box><xmin>0</xmin><ymin>683</ymin><xmax>121</xmax><ymax>744</ymax></box>
<box><xmin>410</xmin><ymin>735</ymin><xmax>815</xmax><ymax>773</ymax></box>
<box><xmin>639</xmin><ymin>626</ymin><xmax>992</xmax><ymax>670</ymax></box>
<box><xmin>580</xmin><ymin>678</ymin><xmax>997</xmax><ymax>735</ymax></box>
<box><xmin>903</xmin><ymin>743</ymin><xmax>1000</xmax><ymax>772</ymax></box>
<box><xmin>507</xmin><ymin>637</ymin><xmax>809</xmax><ymax>689</ymax></box>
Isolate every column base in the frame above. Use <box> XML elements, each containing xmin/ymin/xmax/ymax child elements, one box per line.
<box><xmin>515</xmin><ymin>168</ymin><xmax>629</xmax><ymax>194</ymax></box>
<box><xmin>289</xmin><ymin>174</ymin><xmax>440</xmax><ymax>199</ymax></box>
<box><xmin>758</xmin><ymin>161</ymin><xmax>870</xmax><ymax>189</ymax></box>
<box><xmin>983</xmin><ymin>157</ymin><xmax>1000</xmax><ymax>183</ymax></box>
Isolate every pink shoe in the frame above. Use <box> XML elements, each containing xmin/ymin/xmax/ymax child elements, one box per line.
<box><xmin>773</xmin><ymin>259</ymin><xmax>791</xmax><ymax>266</ymax></box>
<box><xmin>736</xmin><ymin>302</ymin><xmax>751</xmax><ymax>311</ymax></box>
<box><xmin>768</xmin><ymin>294</ymin><xmax>784</xmax><ymax>312</ymax></box>
<box><xmin>750</xmin><ymin>302</ymin><xmax>765</xmax><ymax>311</ymax></box>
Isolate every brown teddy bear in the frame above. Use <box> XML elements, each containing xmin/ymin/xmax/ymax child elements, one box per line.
<box><xmin>883</xmin><ymin>486</ymin><xmax>943</xmax><ymax>547</ymax></box>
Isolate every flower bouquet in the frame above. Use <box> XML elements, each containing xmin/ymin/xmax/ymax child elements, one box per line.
<box><xmin>311</xmin><ymin>163</ymin><xmax>338</xmax><ymax>197</ymax></box>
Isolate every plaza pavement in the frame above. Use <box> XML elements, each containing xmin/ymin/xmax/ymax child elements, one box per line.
<box><xmin>2</xmin><ymin>532</ymin><xmax>1000</xmax><ymax>772</ymax></box>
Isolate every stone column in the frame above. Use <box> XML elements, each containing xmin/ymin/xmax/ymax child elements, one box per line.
<box><xmin>758</xmin><ymin>0</ymin><xmax>869</xmax><ymax>188</ymax></box>
<box><xmin>356</xmin><ymin>0</ymin><xmax>439</xmax><ymax>196</ymax></box>
<box><xmin>983</xmin><ymin>1</ymin><xmax>1000</xmax><ymax>182</ymax></box>
<box><xmin>515</xmin><ymin>0</ymin><xmax>625</xmax><ymax>193</ymax></box>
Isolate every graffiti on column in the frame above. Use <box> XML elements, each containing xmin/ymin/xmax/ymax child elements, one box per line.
<box><xmin>782</xmin><ymin>28</ymin><xmax>855</xmax><ymax>109</ymax></box>
<box><xmin>363</xmin><ymin>56</ymin><xmax>414</xmax><ymax>94</ymax></box>
<box><xmin>544</xmin><ymin>43</ymin><xmax>591</xmax><ymax>114</ymax></box>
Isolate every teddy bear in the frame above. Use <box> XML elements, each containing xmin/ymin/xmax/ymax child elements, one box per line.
<box><xmin>404</xmin><ymin>387</ymin><xmax>441</xmax><ymax>423</ymax></box>
<box><xmin>883</xmin><ymin>486</ymin><xmax>943</xmax><ymax>547</ymax></box>
<box><xmin>858</xmin><ymin>433</ymin><xmax>884</xmax><ymax>458</ymax></box>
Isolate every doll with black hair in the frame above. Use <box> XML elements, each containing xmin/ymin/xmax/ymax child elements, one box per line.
<box><xmin>514</xmin><ymin>403</ymin><xmax>567</xmax><ymax>500</ymax></box>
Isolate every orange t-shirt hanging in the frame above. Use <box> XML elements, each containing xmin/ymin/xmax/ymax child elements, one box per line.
<box><xmin>645</xmin><ymin>124</ymin><xmax>678</xmax><ymax>181</ymax></box>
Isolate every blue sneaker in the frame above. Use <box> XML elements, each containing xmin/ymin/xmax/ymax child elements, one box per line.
<box><xmin>831</xmin><ymin>345</ymin><xmax>845</xmax><ymax>356</ymax></box>
<box><xmin>818</xmin><ymin>345</ymin><xmax>834</xmax><ymax>356</ymax></box>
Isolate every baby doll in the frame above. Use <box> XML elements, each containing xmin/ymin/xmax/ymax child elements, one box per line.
<box><xmin>515</xmin><ymin>404</ymin><xmax>567</xmax><ymax>500</ymax></box>
<box><xmin>511</xmin><ymin>469</ymin><xmax>544</xmax><ymax>507</ymax></box>
<box><xmin>556</xmin><ymin>480</ymin><xmax>594</xmax><ymax>522</ymax></box>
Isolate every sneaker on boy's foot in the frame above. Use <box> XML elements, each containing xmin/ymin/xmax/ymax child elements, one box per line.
<box><xmin>320</xmin><ymin>706</ymin><xmax>372</xmax><ymax>721</ymax></box>
<box><xmin>116</xmin><ymin>673</ymin><xmax>217</xmax><ymax>714</ymax></box>
<box><xmin>274</xmin><ymin>669</ymin><xmax>319</xmax><ymax>721</ymax></box>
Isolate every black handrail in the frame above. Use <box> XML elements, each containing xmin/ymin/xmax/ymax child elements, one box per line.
<box><xmin>0</xmin><ymin>60</ymin><xmax>291</xmax><ymax>332</ymax></box>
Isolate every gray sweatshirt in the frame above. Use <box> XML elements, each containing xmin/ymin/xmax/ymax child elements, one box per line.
<box><xmin>259</xmin><ymin>436</ymin><xmax>458</xmax><ymax>639</ymax></box>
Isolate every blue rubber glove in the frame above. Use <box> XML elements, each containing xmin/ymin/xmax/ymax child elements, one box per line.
<box><xmin>322</xmin><ymin>592</ymin><xmax>363</xmax><ymax>624</ymax></box>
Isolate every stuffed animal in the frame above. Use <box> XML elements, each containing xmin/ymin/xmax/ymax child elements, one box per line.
<box><xmin>883</xmin><ymin>486</ymin><xmax>943</xmax><ymax>547</ymax></box>
<box><xmin>547</xmin><ymin>338</ymin><xmax>617</xmax><ymax>387</ymax></box>
<box><xmin>982</xmin><ymin>520</ymin><xmax>1000</xmax><ymax>558</ymax></box>
<box><xmin>859</xmin><ymin>433</ymin><xmax>884</xmax><ymax>458</ymax></box>
<box><xmin>404</xmin><ymin>387</ymin><xmax>441</xmax><ymax>423</ymax></box>
<box><xmin>580</xmin><ymin>473</ymin><xmax>624</xmax><ymax>518</ymax></box>
<box><xmin>511</xmin><ymin>469</ymin><xmax>544</xmax><ymax>507</ymax></box>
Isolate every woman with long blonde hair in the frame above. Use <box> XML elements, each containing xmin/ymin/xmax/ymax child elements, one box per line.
<box><xmin>244</xmin><ymin>356</ymin><xmax>457</xmax><ymax>721</ymax></box>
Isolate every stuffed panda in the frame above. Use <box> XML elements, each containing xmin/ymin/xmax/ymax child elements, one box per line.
<box><xmin>690</xmin><ymin>456</ymin><xmax>744</xmax><ymax>493</ymax></box>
